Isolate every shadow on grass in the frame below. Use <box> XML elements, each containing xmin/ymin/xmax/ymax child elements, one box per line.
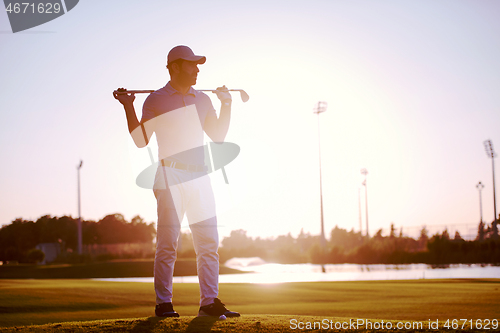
<box><xmin>185</xmin><ymin>316</ymin><xmax>218</xmax><ymax>333</ymax></box>
<box><xmin>128</xmin><ymin>317</ymin><xmax>171</xmax><ymax>332</ymax></box>
<box><xmin>125</xmin><ymin>316</ymin><xmax>217</xmax><ymax>333</ymax></box>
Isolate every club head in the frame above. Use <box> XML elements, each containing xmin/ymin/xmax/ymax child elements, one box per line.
<box><xmin>238</xmin><ymin>90</ymin><xmax>250</xmax><ymax>102</ymax></box>
<box><xmin>195</xmin><ymin>89</ymin><xmax>249</xmax><ymax>102</ymax></box>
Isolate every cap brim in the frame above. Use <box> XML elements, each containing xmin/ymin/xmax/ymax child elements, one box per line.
<box><xmin>179</xmin><ymin>55</ymin><xmax>206</xmax><ymax>64</ymax></box>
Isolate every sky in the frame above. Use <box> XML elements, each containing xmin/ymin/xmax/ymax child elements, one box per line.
<box><xmin>1</xmin><ymin>0</ymin><xmax>499</xmax><ymax>241</ymax></box>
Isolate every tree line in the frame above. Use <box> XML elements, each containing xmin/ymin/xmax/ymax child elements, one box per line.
<box><xmin>1</xmin><ymin>213</ymin><xmax>498</xmax><ymax>265</ymax></box>
<box><xmin>0</xmin><ymin>214</ymin><xmax>155</xmax><ymax>263</ymax></box>
<box><xmin>219</xmin><ymin>220</ymin><xmax>500</xmax><ymax>265</ymax></box>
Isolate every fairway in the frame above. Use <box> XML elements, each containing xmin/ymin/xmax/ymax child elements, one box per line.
<box><xmin>2</xmin><ymin>315</ymin><xmax>498</xmax><ymax>333</ymax></box>
<box><xmin>0</xmin><ymin>259</ymin><xmax>243</xmax><ymax>279</ymax></box>
<box><xmin>0</xmin><ymin>279</ymin><xmax>499</xmax><ymax>330</ymax></box>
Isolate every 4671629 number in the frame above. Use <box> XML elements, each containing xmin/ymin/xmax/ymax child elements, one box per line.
<box><xmin>6</xmin><ymin>2</ymin><xmax>61</xmax><ymax>14</ymax></box>
<box><xmin>444</xmin><ymin>319</ymin><xmax>498</xmax><ymax>330</ymax></box>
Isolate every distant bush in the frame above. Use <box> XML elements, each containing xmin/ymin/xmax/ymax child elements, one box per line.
<box><xmin>26</xmin><ymin>249</ymin><xmax>45</xmax><ymax>264</ymax></box>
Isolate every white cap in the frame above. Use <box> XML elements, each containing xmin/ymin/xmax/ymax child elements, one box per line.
<box><xmin>167</xmin><ymin>45</ymin><xmax>206</xmax><ymax>65</ymax></box>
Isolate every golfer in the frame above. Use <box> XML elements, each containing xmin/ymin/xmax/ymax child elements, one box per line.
<box><xmin>114</xmin><ymin>45</ymin><xmax>239</xmax><ymax>319</ymax></box>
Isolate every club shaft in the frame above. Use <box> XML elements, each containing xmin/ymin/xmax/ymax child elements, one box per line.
<box><xmin>199</xmin><ymin>89</ymin><xmax>244</xmax><ymax>92</ymax></box>
<box><xmin>114</xmin><ymin>89</ymin><xmax>243</xmax><ymax>93</ymax></box>
<box><xmin>113</xmin><ymin>90</ymin><xmax>154</xmax><ymax>94</ymax></box>
<box><xmin>114</xmin><ymin>88</ymin><xmax>249</xmax><ymax>102</ymax></box>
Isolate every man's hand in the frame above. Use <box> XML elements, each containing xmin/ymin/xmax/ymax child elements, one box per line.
<box><xmin>113</xmin><ymin>88</ymin><xmax>136</xmax><ymax>106</ymax></box>
<box><xmin>214</xmin><ymin>85</ymin><xmax>232</xmax><ymax>103</ymax></box>
<box><xmin>113</xmin><ymin>88</ymin><xmax>149</xmax><ymax>147</ymax></box>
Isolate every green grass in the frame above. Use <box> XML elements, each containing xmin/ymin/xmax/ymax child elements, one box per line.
<box><xmin>0</xmin><ymin>279</ymin><xmax>499</xmax><ymax>332</ymax></box>
<box><xmin>0</xmin><ymin>315</ymin><xmax>498</xmax><ymax>333</ymax></box>
<box><xmin>0</xmin><ymin>259</ymin><xmax>243</xmax><ymax>279</ymax></box>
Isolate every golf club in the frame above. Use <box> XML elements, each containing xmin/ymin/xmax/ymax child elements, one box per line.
<box><xmin>199</xmin><ymin>89</ymin><xmax>250</xmax><ymax>103</ymax></box>
<box><xmin>113</xmin><ymin>88</ymin><xmax>249</xmax><ymax>102</ymax></box>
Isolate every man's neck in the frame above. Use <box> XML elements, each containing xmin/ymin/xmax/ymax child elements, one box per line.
<box><xmin>169</xmin><ymin>79</ymin><xmax>191</xmax><ymax>95</ymax></box>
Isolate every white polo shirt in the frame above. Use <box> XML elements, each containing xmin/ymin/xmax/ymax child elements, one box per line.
<box><xmin>142</xmin><ymin>82</ymin><xmax>216</xmax><ymax>165</ymax></box>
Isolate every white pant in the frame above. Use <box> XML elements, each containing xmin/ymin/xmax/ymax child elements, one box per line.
<box><xmin>153</xmin><ymin>167</ymin><xmax>219</xmax><ymax>306</ymax></box>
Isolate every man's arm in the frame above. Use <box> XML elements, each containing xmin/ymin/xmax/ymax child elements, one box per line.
<box><xmin>114</xmin><ymin>90</ymin><xmax>151</xmax><ymax>148</ymax></box>
<box><xmin>204</xmin><ymin>86</ymin><xmax>232</xmax><ymax>143</ymax></box>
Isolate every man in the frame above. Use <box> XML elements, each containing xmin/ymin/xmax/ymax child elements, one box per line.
<box><xmin>114</xmin><ymin>45</ymin><xmax>239</xmax><ymax>319</ymax></box>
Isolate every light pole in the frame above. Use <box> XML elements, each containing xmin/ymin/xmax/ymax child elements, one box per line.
<box><xmin>77</xmin><ymin>160</ymin><xmax>83</xmax><ymax>254</ymax></box>
<box><xmin>484</xmin><ymin>140</ymin><xmax>497</xmax><ymax>222</ymax></box>
<box><xmin>313</xmin><ymin>101</ymin><xmax>327</xmax><ymax>271</ymax></box>
<box><xmin>314</xmin><ymin>101</ymin><xmax>327</xmax><ymax>248</ymax></box>
<box><xmin>358</xmin><ymin>187</ymin><xmax>363</xmax><ymax>235</ymax></box>
<box><xmin>476</xmin><ymin>181</ymin><xmax>484</xmax><ymax>223</ymax></box>
<box><xmin>361</xmin><ymin>168</ymin><xmax>369</xmax><ymax>238</ymax></box>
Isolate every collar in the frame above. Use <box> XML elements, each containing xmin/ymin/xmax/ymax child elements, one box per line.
<box><xmin>164</xmin><ymin>82</ymin><xmax>196</xmax><ymax>97</ymax></box>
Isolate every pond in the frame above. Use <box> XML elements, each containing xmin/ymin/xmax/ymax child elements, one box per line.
<box><xmin>96</xmin><ymin>257</ymin><xmax>500</xmax><ymax>284</ymax></box>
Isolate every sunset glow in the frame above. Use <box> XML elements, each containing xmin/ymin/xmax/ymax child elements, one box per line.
<box><xmin>1</xmin><ymin>0</ymin><xmax>499</xmax><ymax>242</ymax></box>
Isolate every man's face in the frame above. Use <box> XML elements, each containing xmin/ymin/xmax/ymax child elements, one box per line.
<box><xmin>178</xmin><ymin>61</ymin><xmax>200</xmax><ymax>87</ymax></box>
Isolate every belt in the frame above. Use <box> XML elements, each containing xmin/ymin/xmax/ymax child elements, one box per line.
<box><xmin>161</xmin><ymin>159</ymin><xmax>207</xmax><ymax>172</ymax></box>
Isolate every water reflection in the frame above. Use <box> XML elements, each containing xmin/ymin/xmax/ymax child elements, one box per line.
<box><xmin>95</xmin><ymin>258</ymin><xmax>500</xmax><ymax>284</ymax></box>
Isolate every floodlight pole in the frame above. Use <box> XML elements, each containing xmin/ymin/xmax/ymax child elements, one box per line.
<box><xmin>314</xmin><ymin>102</ymin><xmax>327</xmax><ymax>247</ymax></box>
<box><xmin>358</xmin><ymin>187</ymin><xmax>363</xmax><ymax>234</ymax></box>
<box><xmin>313</xmin><ymin>101</ymin><xmax>327</xmax><ymax>271</ymax></box>
<box><xmin>484</xmin><ymin>140</ymin><xmax>497</xmax><ymax>222</ymax></box>
<box><xmin>77</xmin><ymin>160</ymin><xmax>83</xmax><ymax>255</ymax></box>
<box><xmin>361</xmin><ymin>168</ymin><xmax>369</xmax><ymax>238</ymax></box>
<box><xmin>476</xmin><ymin>181</ymin><xmax>484</xmax><ymax>223</ymax></box>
